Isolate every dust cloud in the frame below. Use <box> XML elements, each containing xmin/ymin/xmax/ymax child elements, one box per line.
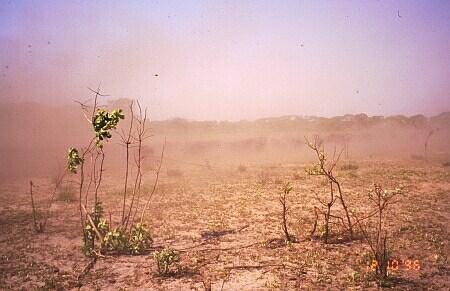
<box><xmin>1</xmin><ymin>100</ymin><xmax>449</xmax><ymax>181</ymax></box>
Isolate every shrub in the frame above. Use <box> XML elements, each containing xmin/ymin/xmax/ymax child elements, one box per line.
<box><xmin>280</xmin><ymin>182</ymin><xmax>294</xmax><ymax>242</ymax></box>
<box><xmin>258</xmin><ymin>170</ymin><xmax>270</xmax><ymax>185</ymax></box>
<box><xmin>443</xmin><ymin>161</ymin><xmax>450</xmax><ymax>167</ymax></box>
<box><xmin>167</xmin><ymin>169</ymin><xmax>183</xmax><ymax>177</ymax></box>
<box><xmin>58</xmin><ymin>189</ymin><xmax>77</xmax><ymax>202</ymax></box>
<box><xmin>238</xmin><ymin>164</ymin><xmax>247</xmax><ymax>172</ymax></box>
<box><xmin>82</xmin><ymin>202</ymin><xmax>109</xmax><ymax>256</ymax></box>
<box><xmin>341</xmin><ymin>163</ymin><xmax>359</xmax><ymax>171</ymax></box>
<box><xmin>410</xmin><ymin>154</ymin><xmax>425</xmax><ymax>161</ymax></box>
<box><xmin>103</xmin><ymin>226</ymin><xmax>128</xmax><ymax>253</ymax></box>
<box><xmin>128</xmin><ymin>223</ymin><xmax>153</xmax><ymax>255</ymax></box>
<box><xmin>354</xmin><ymin>183</ymin><xmax>403</xmax><ymax>284</ymax></box>
<box><xmin>293</xmin><ymin>172</ymin><xmax>302</xmax><ymax>180</ymax></box>
<box><xmin>306</xmin><ymin>136</ymin><xmax>354</xmax><ymax>242</ymax></box>
<box><xmin>102</xmin><ymin>222</ymin><xmax>152</xmax><ymax>255</ymax></box>
<box><xmin>154</xmin><ymin>246</ymin><xmax>180</xmax><ymax>276</ymax></box>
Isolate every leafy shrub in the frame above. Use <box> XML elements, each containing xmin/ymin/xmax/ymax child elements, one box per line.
<box><xmin>82</xmin><ymin>202</ymin><xmax>109</xmax><ymax>256</ymax></box>
<box><xmin>68</xmin><ymin>148</ymin><xmax>83</xmax><ymax>174</ymax></box>
<box><xmin>128</xmin><ymin>223</ymin><xmax>153</xmax><ymax>255</ymax></box>
<box><xmin>100</xmin><ymin>223</ymin><xmax>152</xmax><ymax>255</ymax></box>
<box><xmin>154</xmin><ymin>246</ymin><xmax>180</xmax><ymax>276</ymax></box>
<box><xmin>103</xmin><ymin>226</ymin><xmax>128</xmax><ymax>253</ymax></box>
<box><xmin>92</xmin><ymin>108</ymin><xmax>124</xmax><ymax>147</ymax></box>
<box><xmin>443</xmin><ymin>161</ymin><xmax>450</xmax><ymax>167</ymax></box>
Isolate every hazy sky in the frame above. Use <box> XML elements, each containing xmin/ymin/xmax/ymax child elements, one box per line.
<box><xmin>1</xmin><ymin>1</ymin><xmax>449</xmax><ymax>120</ymax></box>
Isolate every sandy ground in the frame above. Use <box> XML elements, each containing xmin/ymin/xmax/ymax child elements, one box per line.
<box><xmin>0</xmin><ymin>157</ymin><xmax>449</xmax><ymax>290</ymax></box>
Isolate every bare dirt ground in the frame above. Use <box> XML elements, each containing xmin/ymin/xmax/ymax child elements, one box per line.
<box><xmin>0</xmin><ymin>157</ymin><xmax>449</xmax><ymax>290</ymax></box>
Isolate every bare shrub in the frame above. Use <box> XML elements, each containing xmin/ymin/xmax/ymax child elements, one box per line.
<box><xmin>293</xmin><ymin>172</ymin><xmax>303</xmax><ymax>180</ymax></box>
<box><xmin>354</xmin><ymin>183</ymin><xmax>403</xmax><ymax>284</ymax></box>
<box><xmin>279</xmin><ymin>182</ymin><xmax>294</xmax><ymax>242</ymax></box>
<box><xmin>306</xmin><ymin>136</ymin><xmax>353</xmax><ymax>242</ymax></box>
<box><xmin>258</xmin><ymin>170</ymin><xmax>270</xmax><ymax>185</ymax></box>
<box><xmin>29</xmin><ymin>167</ymin><xmax>67</xmax><ymax>233</ymax></box>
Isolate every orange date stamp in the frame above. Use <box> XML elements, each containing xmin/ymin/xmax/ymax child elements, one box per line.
<box><xmin>366</xmin><ymin>259</ymin><xmax>421</xmax><ymax>271</ymax></box>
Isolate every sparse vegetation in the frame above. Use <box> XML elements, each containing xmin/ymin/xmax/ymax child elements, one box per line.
<box><xmin>68</xmin><ymin>88</ymin><xmax>125</xmax><ymax>255</ymax></box>
<box><xmin>341</xmin><ymin>163</ymin><xmax>359</xmax><ymax>171</ymax></box>
<box><xmin>279</xmin><ymin>182</ymin><xmax>294</xmax><ymax>242</ymax></box>
<box><xmin>354</xmin><ymin>183</ymin><xmax>403</xmax><ymax>285</ymax></box>
<box><xmin>306</xmin><ymin>136</ymin><xmax>354</xmax><ymax>242</ymax></box>
<box><xmin>58</xmin><ymin>188</ymin><xmax>77</xmax><ymax>202</ymax></box>
<box><xmin>29</xmin><ymin>167</ymin><xmax>68</xmax><ymax>233</ymax></box>
<box><xmin>410</xmin><ymin>154</ymin><xmax>426</xmax><ymax>161</ymax></box>
<box><xmin>424</xmin><ymin>128</ymin><xmax>439</xmax><ymax>161</ymax></box>
<box><xmin>238</xmin><ymin>164</ymin><xmax>247</xmax><ymax>173</ymax></box>
<box><xmin>102</xmin><ymin>222</ymin><xmax>153</xmax><ymax>255</ymax></box>
<box><xmin>258</xmin><ymin>170</ymin><xmax>270</xmax><ymax>185</ymax></box>
<box><xmin>154</xmin><ymin>246</ymin><xmax>180</xmax><ymax>276</ymax></box>
<box><xmin>293</xmin><ymin>172</ymin><xmax>302</xmax><ymax>180</ymax></box>
<box><xmin>5</xmin><ymin>104</ymin><xmax>450</xmax><ymax>289</ymax></box>
<box><xmin>64</xmin><ymin>89</ymin><xmax>165</xmax><ymax>284</ymax></box>
<box><xmin>167</xmin><ymin>169</ymin><xmax>183</xmax><ymax>177</ymax></box>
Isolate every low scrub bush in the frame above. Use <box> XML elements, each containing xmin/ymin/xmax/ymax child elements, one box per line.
<box><xmin>58</xmin><ymin>189</ymin><xmax>77</xmax><ymax>202</ymax></box>
<box><xmin>154</xmin><ymin>246</ymin><xmax>180</xmax><ymax>276</ymax></box>
<box><xmin>258</xmin><ymin>170</ymin><xmax>270</xmax><ymax>185</ymax></box>
<box><xmin>354</xmin><ymin>183</ymin><xmax>403</xmax><ymax>285</ymax></box>
<box><xmin>238</xmin><ymin>164</ymin><xmax>247</xmax><ymax>172</ymax></box>
<box><xmin>82</xmin><ymin>203</ymin><xmax>153</xmax><ymax>256</ymax></box>
<box><xmin>167</xmin><ymin>169</ymin><xmax>183</xmax><ymax>177</ymax></box>
<box><xmin>103</xmin><ymin>223</ymin><xmax>152</xmax><ymax>255</ymax></box>
<box><xmin>341</xmin><ymin>163</ymin><xmax>359</xmax><ymax>171</ymax></box>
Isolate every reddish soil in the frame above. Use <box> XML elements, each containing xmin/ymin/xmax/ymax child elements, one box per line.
<box><xmin>0</xmin><ymin>157</ymin><xmax>449</xmax><ymax>290</ymax></box>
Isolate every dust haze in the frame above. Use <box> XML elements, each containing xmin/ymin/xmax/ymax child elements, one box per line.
<box><xmin>0</xmin><ymin>100</ymin><xmax>449</xmax><ymax>180</ymax></box>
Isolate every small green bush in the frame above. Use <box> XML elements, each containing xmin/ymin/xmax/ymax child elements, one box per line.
<box><xmin>154</xmin><ymin>246</ymin><xmax>180</xmax><ymax>276</ymax></box>
<box><xmin>128</xmin><ymin>223</ymin><xmax>153</xmax><ymax>255</ymax></box>
<box><xmin>102</xmin><ymin>223</ymin><xmax>153</xmax><ymax>255</ymax></box>
<box><xmin>103</xmin><ymin>226</ymin><xmax>128</xmax><ymax>253</ymax></box>
<box><xmin>82</xmin><ymin>202</ymin><xmax>109</xmax><ymax>256</ymax></box>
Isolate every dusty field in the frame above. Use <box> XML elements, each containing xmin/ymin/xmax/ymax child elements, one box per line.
<box><xmin>0</xmin><ymin>157</ymin><xmax>449</xmax><ymax>290</ymax></box>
